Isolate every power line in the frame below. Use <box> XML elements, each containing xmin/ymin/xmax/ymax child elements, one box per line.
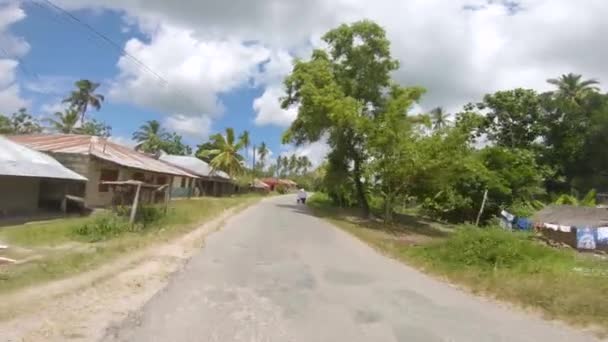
<box><xmin>34</xmin><ymin>0</ymin><xmax>168</xmax><ymax>85</ymax></box>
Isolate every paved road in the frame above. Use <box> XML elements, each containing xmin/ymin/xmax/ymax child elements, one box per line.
<box><xmin>104</xmin><ymin>196</ymin><xmax>600</xmax><ymax>342</ymax></box>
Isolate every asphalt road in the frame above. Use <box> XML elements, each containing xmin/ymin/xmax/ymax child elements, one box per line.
<box><xmin>103</xmin><ymin>195</ymin><xmax>600</xmax><ymax>342</ymax></box>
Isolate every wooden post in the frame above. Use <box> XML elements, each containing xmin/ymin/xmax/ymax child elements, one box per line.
<box><xmin>130</xmin><ymin>183</ymin><xmax>142</xmax><ymax>224</ymax></box>
<box><xmin>475</xmin><ymin>189</ymin><xmax>489</xmax><ymax>227</ymax></box>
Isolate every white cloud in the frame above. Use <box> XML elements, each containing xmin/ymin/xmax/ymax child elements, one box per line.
<box><xmin>39</xmin><ymin>99</ymin><xmax>69</xmax><ymax>115</ymax></box>
<box><xmin>164</xmin><ymin>114</ymin><xmax>212</xmax><ymax>140</ymax></box>
<box><xmin>281</xmin><ymin>140</ymin><xmax>330</xmax><ymax>168</ymax></box>
<box><xmin>253</xmin><ymin>86</ymin><xmax>297</xmax><ymax>127</ymax></box>
<box><xmin>0</xmin><ymin>2</ymin><xmax>28</xmax><ymax>114</ymax></box>
<box><xmin>54</xmin><ymin>0</ymin><xmax>608</xmax><ymax>120</ymax></box>
<box><xmin>109</xmin><ymin>135</ymin><xmax>136</xmax><ymax>148</ymax></box>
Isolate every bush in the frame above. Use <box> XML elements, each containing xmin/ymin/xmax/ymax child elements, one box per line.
<box><xmin>415</xmin><ymin>226</ymin><xmax>571</xmax><ymax>271</ymax></box>
<box><xmin>136</xmin><ymin>205</ymin><xmax>165</xmax><ymax>227</ymax></box>
<box><xmin>275</xmin><ymin>184</ymin><xmax>289</xmax><ymax>194</ymax></box>
<box><xmin>73</xmin><ymin>214</ymin><xmax>132</xmax><ymax>242</ymax></box>
<box><xmin>307</xmin><ymin>192</ymin><xmax>333</xmax><ymax>209</ymax></box>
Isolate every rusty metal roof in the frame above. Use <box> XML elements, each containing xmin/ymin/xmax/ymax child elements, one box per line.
<box><xmin>8</xmin><ymin>134</ymin><xmax>198</xmax><ymax>178</ymax></box>
<box><xmin>159</xmin><ymin>154</ymin><xmax>231</xmax><ymax>180</ymax></box>
<box><xmin>0</xmin><ymin>135</ymin><xmax>87</xmax><ymax>181</ymax></box>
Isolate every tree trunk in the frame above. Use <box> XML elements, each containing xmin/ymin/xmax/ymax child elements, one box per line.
<box><xmin>353</xmin><ymin>159</ymin><xmax>370</xmax><ymax>218</ymax></box>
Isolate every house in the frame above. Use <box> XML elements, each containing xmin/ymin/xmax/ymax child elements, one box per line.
<box><xmin>261</xmin><ymin>178</ymin><xmax>298</xmax><ymax>191</ymax></box>
<box><xmin>8</xmin><ymin>134</ymin><xmax>198</xmax><ymax>208</ymax></box>
<box><xmin>0</xmin><ymin>135</ymin><xmax>87</xmax><ymax>217</ymax></box>
<box><xmin>159</xmin><ymin>153</ymin><xmax>236</xmax><ymax>197</ymax></box>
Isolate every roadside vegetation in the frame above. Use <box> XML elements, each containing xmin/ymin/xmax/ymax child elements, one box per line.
<box><xmin>0</xmin><ymin>195</ymin><xmax>260</xmax><ymax>294</ymax></box>
<box><xmin>308</xmin><ymin>193</ymin><xmax>608</xmax><ymax>332</ymax></box>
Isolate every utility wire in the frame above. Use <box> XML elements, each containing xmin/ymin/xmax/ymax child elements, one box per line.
<box><xmin>35</xmin><ymin>0</ymin><xmax>168</xmax><ymax>85</ymax></box>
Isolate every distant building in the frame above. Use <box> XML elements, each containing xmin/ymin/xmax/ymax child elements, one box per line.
<box><xmin>0</xmin><ymin>135</ymin><xmax>87</xmax><ymax>217</ymax></box>
<box><xmin>8</xmin><ymin>134</ymin><xmax>198</xmax><ymax>208</ymax></box>
<box><xmin>159</xmin><ymin>153</ymin><xmax>236</xmax><ymax>197</ymax></box>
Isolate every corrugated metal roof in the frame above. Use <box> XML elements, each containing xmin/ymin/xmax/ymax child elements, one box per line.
<box><xmin>0</xmin><ymin>135</ymin><xmax>87</xmax><ymax>181</ymax></box>
<box><xmin>159</xmin><ymin>154</ymin><xmax>231</xmax><ymax>180</ymax></box>
<box><xmin>8</xmin><ymin>134</ymin><xmax>198</xmax><ymax>178</ymax></box>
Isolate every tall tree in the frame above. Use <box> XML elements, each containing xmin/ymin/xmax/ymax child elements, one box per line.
<box><xmin>238</xmin><ymin>130</ymin><xmax>250</xmax><ymax>167</ymax></box>
<box><xmin>430</xmin><ymin>107</ymin><xmax>449</xmax><ymax>131</ymax></box>
<box><xmin>0</xmin><ymin>108</ymin><xmax>42</xmax><ymax>134</ymax></box>
<box><xmin>547</xmin><ymin>73</ymin><xmax>599</xmax><ymax>105</ymax></box>
<box><xmin>78</xmin><ymin>119</ymin><xmax>111</xmax><ymax>137</ymax></box>
<box><xmin>197</xmin><ymin>128</ymin><xmax>245</xmax><ymax>176</ymax></box>
<box><xmin>477</xmin><ymin>88</ymin><xmax>544</xmax><ymax>149</ymax></box>
<box><xmin>257</xmin><ymin>142</ymin><xmax>269</xmax><ymax>171</ymax></box>
<box><xmin>297</xmin><ymin>156</ymin><xmax>313</xmax><ymax>175</ymax></box>
<box><xmin>132</xmin><ymin>120</ymin><xmax>169</xmax><ymax>153</ymax></box>
<box><xmin>282</xmin><ymin>20</ymin><xmax>399</xmax><ymax>216</ymax></box>
<box><xmin>45</xmin><ymin>109</ymin><xmax>79</xmax><ymax>133</ymax></box>
<box><xmin>63</xmin><ymin>79</ymin><xmax>105</xmax><ymax>124</ymax></box>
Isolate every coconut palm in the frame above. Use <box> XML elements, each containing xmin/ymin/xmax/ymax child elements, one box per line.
<box><xmin>198</xmin><ymin>127</ymin><xmax>245</xmax><ymax>176</ymax></box>
<box><xmin>62</xmin><ymin>79</ymin><xmax>105</xmax><ymax>124</ymax></box>
<box><xmin>430</xmin><ymin>107</ymin><xmax>449</xmax><ymax>130</ymax></box>
<box><xmin>45</xmin><ymin>109</ymin><xmax>80</xmax><ymax>134</ymax></box>
<box><xmin>132</xmin><ymin>120</ymin><xmax>169</xmax><ymax>153</ymax></box>
<box><xmin>257</xmin><ymin>142</ymin><xmax>269</xmax><ymax>170</ymax></box>
<box><xmin>238</xmin><ymin>130</ymin><xmax>250</xmax><ymax>167</ymax></box>
<box><xmin>547</xmin><ymin>73</ymin><xmax>600</xmax><ymax>105</ymax></box>
<box><xmin>297</xmin><ymin>156</ymin><xmax>312</xmax><ymax>174</ymax></box>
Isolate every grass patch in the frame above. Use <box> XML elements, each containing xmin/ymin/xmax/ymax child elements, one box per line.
<box><xmin>307</xmin><ymin>192</ymin><xmax>608</xmax><ymax>333</ymax></box>
<box><xmin>0</xmin><ymin>194</ymin><xmax>261</xmax><ymax>294</ymax></box>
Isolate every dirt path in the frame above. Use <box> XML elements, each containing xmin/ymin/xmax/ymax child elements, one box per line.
<box><xmin>0</xmin><ymin>203</ymin><xmax>252</xmax><ymax>342</ymax></box>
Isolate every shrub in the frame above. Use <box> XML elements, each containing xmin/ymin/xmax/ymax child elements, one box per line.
<box><xmin>136</xmin><ymin>205</ymin><xmax>165</xmax><ymax>227</ymax></box>
<box><xmin>73</xmin><ymin>214</ymin><xmax>132</xmax><ymax>242</ymax></box>
<box><xmin>307</xmin><ymin>192</ymin><xmax>333</xmax><ymax>209</ymax></box>
<box><xmin>275</xmin><ymin>184</ymin><xmax>288</xmax><ymax>194</ymax></box>
<box><xmin>415</xmin><ymin>226</ymin><xmax>571</xmax><ymax>271</ymax></box>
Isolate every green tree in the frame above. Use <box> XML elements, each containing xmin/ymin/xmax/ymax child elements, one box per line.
<box><xmin>63</xmin><ymin>79</ymin><xmax>105</xmax><ymax>123</ymax></box>
<box><xmin>0</xmin><ymin>108</ymin><xmax>42</xmax><ymax>134</ymax></box>
<box><xmin>257</xmin><ymin>142</ymin><xmax>269</xmax><ymax>171</ymax></box>
<box><xmin>197</xmin><ymin>128</ymin><xmax>245</xmax><ymax>176</ymax></box>
<box><xmin>45</xmin><ymin>109</ymin><xmax>80</xmax><ymax>133</ymax></box>
<box><xmin>547</xmin><ymin>73</ymin><xmax>599</xmax><ymax>106</ymax></box>
<box><xmin>478</xmin><ymin>88</ymin><xmax>544</xmax><ymax>149</ymax></box>
<box><xmin>162</xmin><ymin>133</ymin><xmax>192</xmax><ymax>155</ymax></box>
<box><xmin>430</xmin><ymin>107</ymin><xmax>449</xmax><ymax>131</ymax></box>
<box><xmin>77</xmin><ymin>119</ymin><xmax>112</xmax><ymax>137</ymax></box>
<box><xmin>238</xmin><ymin>130</ymin><xmax>251</xmax><ymax>168</ymax></box>
<box><xmin>297</xmin><ymin>156</ymin><xmax>313</xmax><ymax>175</ymax></box>
<box><xmin>196</xmin><ymin>141</ymin><xmax>220</xmax><ymax>163</ymax></box>
<box><xmin>132</xmin><ymin>120</ymin><xmax>169</xmax><ymax>153</ymax></box>
<box><xmin>282</xmin><ymin>20</ymin><xmax>399</xmax><ymax>216</ymax></box>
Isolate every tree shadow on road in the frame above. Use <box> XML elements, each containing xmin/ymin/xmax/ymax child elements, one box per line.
<box><xmin>274</xmin><ymin>203</ymin><xmax>313</xmax><ymax>216</ymax></box>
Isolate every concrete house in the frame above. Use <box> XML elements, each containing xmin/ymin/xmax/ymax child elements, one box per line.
<box><xmin>0</xmin><ymin>135</ymin><xmax>87</xmax><ymax>218</ymax></box>
<box><xmin>159</xmin><ymin>154</ymin><xmax>236</xmax><ymax>197</ymax></box>
<box><xmin>8</xmin><ymin>134</ymin><xmax>198</xmax><ymax>208</ymax></box>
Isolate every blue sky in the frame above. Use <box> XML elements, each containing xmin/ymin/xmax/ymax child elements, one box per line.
<box><xmin>8</xmin><ymin>3</ymin><xmax>285</xmax><ymax>163</ymax></box>
<box><xmin>1</xmin><ymin>0</ymin><xmax>607</xmax><ymax>166</ymax></box>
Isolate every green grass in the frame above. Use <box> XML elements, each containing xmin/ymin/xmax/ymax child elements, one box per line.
<box><xmin>0</xmin><ymin>195</ymin><xmax>261</xmax><ymax>294</ymax></box>
<box><xmin>307</xmin><ymin>192</ymin><xmax>608</xmax><ymax>333</ymax></box>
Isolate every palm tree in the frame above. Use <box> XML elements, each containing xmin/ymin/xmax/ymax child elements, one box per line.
<box><xmin>198</xmin><ymin>127</ymin><xmax>245</xmax><ymax>176</ymax></box>
<box><xmin>257</xmin><ymin>142</ymin><xmax>269</xmax><ymax>171</ymax></box>
<box><xmin>547</xmin><ymin>73</ymin><xmax>600</xmax><ymax>105</ymax></box>
<box><xmin>297</xmin><ymin>156</ymin><xmax>312</xmax><ymax>174</ymax></box>
<box><xmin>45</xmin><ymin>109</ymin><xmax>79</xmax><ymax>133</ymax></box>
<box><xmin>238</xmin><ymin>130</ymin><xmax>250</xmax><ymax>167</ymax></box>
<box><xmin>430</xmin><ymin>107</ymin><xmax>449</xmax><ymax>130</ymax></box>
<box><xmin>132</xmin><ymin>120</ymin><xmax>169</xmax><ymax>153</ymax></box>
<box><xmin>63</xmin><ymin>79</ymin><xmax>105</xmax><ymax>124</ymax></box>
<box><xmin>288</xmin><ymin>154</ymin><xmax>297</xmax><ymax>176</ymax></box>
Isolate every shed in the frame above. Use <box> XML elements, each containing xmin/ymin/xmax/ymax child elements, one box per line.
<box><xmin>8</xmin><ymin>134</ymin><xmax>198</xmax><ymax>208</ymax></box>
<box><xmin>159</xmin><ymin>154</ymin><xmax>236</xmax><ymax>197</ymax></box>
<box><xmin>533</xmin><ymin>205</ymin><xmax>608</xmax><ymax>228</ymax></box>
<box><xmin>0</xmin><ymin>135</ymin><xmax>87</xmax><ymax>217</ymax></box>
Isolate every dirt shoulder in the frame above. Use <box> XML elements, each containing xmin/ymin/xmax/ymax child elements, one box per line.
<box><xmin>0</xmin><ymin>201</ymin><xmax>255</xmax><ymax>342</ymax></box>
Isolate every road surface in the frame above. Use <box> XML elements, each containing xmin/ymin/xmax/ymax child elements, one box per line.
<box><xmin>103</xmin><ymin>196</ymin><xmax>600</xmax><ymax>342</ymax></box>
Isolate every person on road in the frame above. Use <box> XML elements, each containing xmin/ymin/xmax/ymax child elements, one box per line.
<box><xmin>297</xmin><ymin>188</ymin><xmax>307</xmax><ymax>204</ymax></box>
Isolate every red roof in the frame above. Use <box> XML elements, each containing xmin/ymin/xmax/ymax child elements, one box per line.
<box><xmin>8</xmin><ymin>134</ymin><xmax>197</xmax><ymax>178</ymax></box>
